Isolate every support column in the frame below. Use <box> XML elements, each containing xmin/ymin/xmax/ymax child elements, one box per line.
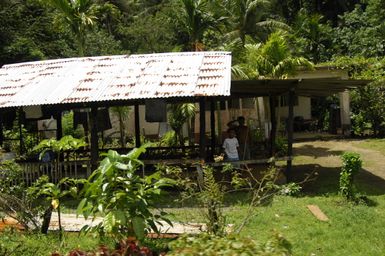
<box><xmin>199</xmin><ymin>98</ymin><xmax>206</xmax><ymax>160</ymax></box>
<box><xmin>18</xmin><ymin>108</ymin><xmax>24</xmax><ymax>155</ymax></box>
<box><xmin>134</xmin><ymin>104</ymin><xmax>141</xmax><ymax>148</ymax></box>
<box><xmin>55</xmin><ymin>110</ymin><xmax>62</xmax><ymax>140</ymax></box>
<box><xmin>0</xmin><ymin>120</ymin><xmax>3</xmax><ymax>147</ymax></box>
<box><xmin>269</xmin><ymin>96</ymin><xmax>276</xmax><ymax>157</ymax></box>
<box><xmin>210</xmin><ymin>99</ymin><xmax>216</xmax><ymax>160</ymax></box>
<box><xmin>90</xmin><ymin>106</ymin><xmax>99</xmax><ymax>171</ymax></box>
<box><xmin>339</xmin><ymin>91</ymin><xmax>351</xmax><ymax>135</ymax></box>
<box><xmin>286</xmin><ymin>89</ymin><xmax>295</xmax><ymax>182</ymax></box>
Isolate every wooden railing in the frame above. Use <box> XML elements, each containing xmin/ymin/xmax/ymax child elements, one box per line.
<box><xmin>19</xmin><ymin>160</ymin><xmax>91</xmax><ymax>185</ymax></box>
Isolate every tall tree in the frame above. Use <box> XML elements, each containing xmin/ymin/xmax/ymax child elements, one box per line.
<box><xmin>233</xmin><ymin>31</ymin><xmax>313</xmax><ymax>143</ymax></box>
<box><xmin>239</xmin><ymin>31</ymin><xmax>313</xmax><ymax>79</ymax></box>
<box><xmin>223</xmin><ymin>0</ymin><xmax>289</xmax><ymax>46</ymax></box>
<box><xmin>177</xmin><ymin>0</ymin><xmax>224</xmax><ymax>51</ymax></box>
<box><xmin>291</xmin><ymin>9</ymin><xmax>333</xmax><ymax>63</ymax></box>
<box><xmin>334</xmin><ymin>0</ymin><xmax>385</xmax><ymax>58</ymax></box>
<box><xmin>47</xmin><ymin>0</ymin><xmax>98</xmax><ymax>56</ymax></box>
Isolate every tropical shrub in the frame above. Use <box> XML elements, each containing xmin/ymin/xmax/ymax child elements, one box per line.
<box><xmin>27</xmin><ymin>176</ymin><xmax>85</xmax><ymax>236</ymax></box>
<box><xmin>339</xmin><ymin>152</ymin><xmax>362</xmax><ymax>201</ymax></box>
<box><xmin>0</xmin><ymin>160</ymin><xmax>40</xmax><ymax>230</ymax></box>
<box><xmin>77</xmin><ymin>146</ymin><xmax>174</xmax><ymax>241</ymax></box>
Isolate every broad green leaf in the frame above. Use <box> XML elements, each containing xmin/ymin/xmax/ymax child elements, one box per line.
<box><xmin>103</xmin><ymin>212</ymin><xmax>115</xmax><ymax>233</ymax></box>
<box><xmin>132</xmin><ymin>216</ymin><xmax>146</xmax><ymax>240</ymax></box>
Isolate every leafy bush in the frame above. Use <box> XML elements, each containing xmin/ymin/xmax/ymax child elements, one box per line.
<box><xmin>52</xmin><ymin>237</ymin><xmax>156</xmax><ymax>256</ymax></box>
<box><xmin>168</xmin><ymin>233</ymin><xmax>291</xmax><ymax>256</ymax></box>
<box><xmin>77</xmin><ymin>146</ymin><xmax>174</xmax><ymax>241</ymax></box>
<box><xmin>339</xmin><ymin>152</ymin><xmax>362</xmax><ymax>201</ymax></box>
<box><xmin>275</xmin><ymin>136</ymin><xmax>288</xmax><ymax>157</ymax></box>
<box><xmin>351</xmin><ymin>112</ymin><xmax>372</xmax><ymax>136</ymax></box>
<box><xmin>278</xmin><ymin>183</ymin><xmax>302</xmax><ymax>196</ymax></box>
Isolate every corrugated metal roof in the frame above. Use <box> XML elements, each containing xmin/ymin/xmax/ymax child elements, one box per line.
<box><xmin>0</xmin><ymin>52</ymin><xmax>232</xmax><ymax>108</ymax></box>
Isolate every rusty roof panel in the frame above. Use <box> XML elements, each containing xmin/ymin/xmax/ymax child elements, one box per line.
<box><xmin>0</xmin><ymin>52</ymin><xmax>231</xmax><ymax>108</ymax></box>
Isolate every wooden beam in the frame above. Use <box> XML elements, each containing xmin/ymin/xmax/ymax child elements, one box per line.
<box><xmin>90</xmin><ymin>106</ymin><xmax>99</xmax><ymax>171</ymax></box>
<box><xmin>269</xmin><ymin>96</ymin><xmax>276</xmax><ymax>157</ymax></box>
<box><xmin>55</xmin><ymin>111</ymin><xmax>62</xmax><ymax>140</ymax></box>
<box><xmin>210</xmin><ymin>99</ymin><xmax>216</xmax><ymax>161</ymax></box>
<box><xmin>199</xmin><ymin>98</ymin><xmax>206</xmax><ymax>160</ymax></box>
<box><xmin>286</xmin><ymin>89</ymin><xmax>295</xmax><ymax>181</ymax></box>
<box><xmin>134</xmin><ymin>104</ymin><xmax>141</xmax><ymax>148</ymax></box>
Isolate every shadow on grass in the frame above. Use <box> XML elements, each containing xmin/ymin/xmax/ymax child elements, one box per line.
<box><xmin>294</xmin><ymin>144</ymin><xmax>344</xmax><ymax>158</ymax></box>
<box><xmin>291</xmin><ymin>164</ymin><xmax>385</xmax><ymax>196</ymax></box>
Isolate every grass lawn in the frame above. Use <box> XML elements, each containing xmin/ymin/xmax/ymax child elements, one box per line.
<box><xmin>355</xmin><ymin>138</ymin><xmax>385</xmax><ymax>155</ymax></box>
<box><xmin>1</xmin><ymin>138</ymin><xmax>384</xmax><ymax>255</ymax></box>
<box><xmin>165</xmin><ymin>138</ymin><xmax>385</xmax><ymax>255</ymax></box>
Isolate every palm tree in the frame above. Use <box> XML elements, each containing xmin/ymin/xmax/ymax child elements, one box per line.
<box><xmin>168</xmin><ymin>103</ymin><xmax>196</xmax><ymax>146</ymax></box>
<box><xmin>223</xmin><ymin>0</ymin><xmax>290</xmax><ymax>46</ymax></box>
<box><xmin>47</xmin><ymin>0</ymin><xmax>98</xmax><ymax>56</ymax></box>
<box><xmin>110</xmin><ymin>106</ymin><xmax>132</xmax><ymax>148</ymax></box>
<box><xmin>233</xmin><ymin>31</ymin><xmax>313</xmax><ymax>146</ymax></box>
<box><xmin>178</xmin><ymin>0</ymin><xmax>224</xmax><ymax>51</ymax></box>
<box><xmin>240</xmin><ymin>31</ymin><xmax>313</xmax><ymax>79</ymax></box>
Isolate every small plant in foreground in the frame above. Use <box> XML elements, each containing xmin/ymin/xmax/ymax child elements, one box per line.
<box><xmin>77</xmin><ymin>145</ymin><xmax>175</xmax><ymax>242</ymax></box>
<box><xmin>27</xmin><ymin>176</ymin><xmax>84</xmax><ymax>237</ymax></box>
<box><xmin>339</xmin><ymin>152</ymin><xmax>362</xmax><ymax>201</ymax></box>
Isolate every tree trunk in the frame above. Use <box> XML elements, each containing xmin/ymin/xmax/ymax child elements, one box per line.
<box><xmin>41</xmin><ymin>206</ymin><xmax>53</xmax><ymax>234</ymax></box>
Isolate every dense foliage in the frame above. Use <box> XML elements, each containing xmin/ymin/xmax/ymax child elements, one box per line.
<box><xmin>1</xmin><ymin>0</ymin><xmax>384</xmax><ymax>138</ymax></box>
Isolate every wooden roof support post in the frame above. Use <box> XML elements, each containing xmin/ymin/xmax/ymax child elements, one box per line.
<box><xmin>199</xmin><ymin>97</ymin><xmax>207</xmax><ymax>161</ymax></box>
<box><xmin>210</xmin><ymin>98</ymin><xmax>216</xmax><ymax>161</ymax></box>
<box><xmin>286</xmin><ymin>88</ymin><xmax>295</xmax><ymax>182</ymax></box>
<box><xmin>0</xmin><ymin>121</ymin><xmax>3</xmax><ymax>147</ymax></box>
<box><xmin>269</xmin><ymin>96</ymin><xmax>276</xmax><ymax>157</ymax></box>
<box><xmin>55</xmin><ymin>110</ymin><xmax>62</xmax><ymax>140</ymax></box>
<box><xmin>134</xmin><ymin>104</ymin><xmax>141</xmax><ymax>148</ymax></box>
<box><xmin>90</xmin><ymin>106</ymin><xmax>99</xmax><ymax>171</ymax></box>
<box><xmin>18</xmin><ymin>107</ymin><xmax>24</xmax><ymax>156</ymax></box>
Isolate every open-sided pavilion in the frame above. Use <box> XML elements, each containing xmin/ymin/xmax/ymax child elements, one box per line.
<box><xmin>0</xmin><ymin>51</ymin><xmax>370</xmax><ymax>181</ymax></box>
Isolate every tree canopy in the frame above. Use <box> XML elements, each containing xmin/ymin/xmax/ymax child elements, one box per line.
<box><xmin>1</xmin><ymin>0</ymin><xmax>384</xmax><ymax>136</ymax></box>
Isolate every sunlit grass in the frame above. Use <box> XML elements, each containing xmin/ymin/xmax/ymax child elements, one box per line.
<box><xmin>355</xmin><ymin>138</ymin><xmax>385</xmax><ymax>156</ymax></box>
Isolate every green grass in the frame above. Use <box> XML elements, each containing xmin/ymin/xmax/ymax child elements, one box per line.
<box><xmin>0</xmin><ymin>231</ymin><xmax>100</xmax><ymax>256</ymax></box>
<box><xmin>355</xmin><ymin>138</ymin><xmax>385</xmax><ymax>156</ymax></box>
<box><xmin>164</xmin><ymin>193</ymin><xmax>385</xmax><ymax>256</ymax></box>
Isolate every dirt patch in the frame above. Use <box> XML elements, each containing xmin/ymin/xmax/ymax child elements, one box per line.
<box><xmin>294</xmin><ymin>139</ymin><xmax>385</xmax><ymax>179</ymax></box>
<box><xmin>292</xmin><ymin>139</ymin><xmax>385</xmax><ymax>195</ymax></box>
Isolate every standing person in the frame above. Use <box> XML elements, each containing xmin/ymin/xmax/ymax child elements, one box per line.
<box><xmin>223</xmin><ymin>129</ymin><xmax>240</xmax><ymax>166</ymax></box>
<box><xmin>236</xmin><ymin>116</ymin><xmax>251</xmax><ymax>160</ymax></box>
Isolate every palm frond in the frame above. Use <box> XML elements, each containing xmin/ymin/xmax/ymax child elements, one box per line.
<box><xmin>231</xmin><ymin>65</ymin><xmax>250</xmax><ymax>80</ymax></box>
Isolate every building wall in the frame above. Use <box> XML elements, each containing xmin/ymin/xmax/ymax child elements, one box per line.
<box><xmin>276</xmin><ymin>96</ymin><xmax>311</xmax><ymax>120</ymax></box>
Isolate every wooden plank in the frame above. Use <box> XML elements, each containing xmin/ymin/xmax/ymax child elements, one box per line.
<box><xmin>307</xmin><ymin>205</ymin><xmax>329</xmax><ymax>221</ymax></box>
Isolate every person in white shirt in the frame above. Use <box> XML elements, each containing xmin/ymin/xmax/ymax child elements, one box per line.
<box><xmin>223</xmin><ymin>129</ymin><xmax>239</xmax><ymax>162</ymax></box>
